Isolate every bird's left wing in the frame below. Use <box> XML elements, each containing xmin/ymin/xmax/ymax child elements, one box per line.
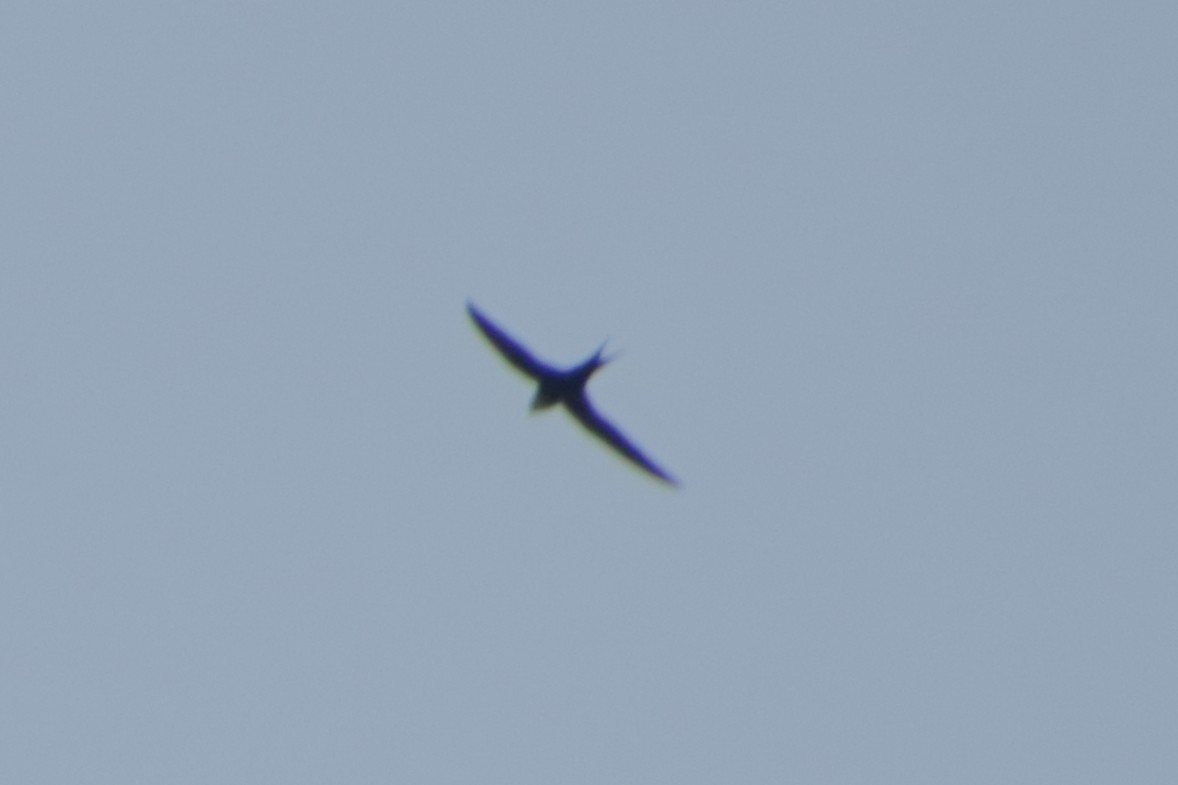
<box><xmin>565</xmin><ymin>392</ymin><xmax>677</xmax><ymax>485</ymax></box>
<box><xmin>467</xmin><ymin>302</ymin><xmax>550</xmax><ymax>379</ymax></box>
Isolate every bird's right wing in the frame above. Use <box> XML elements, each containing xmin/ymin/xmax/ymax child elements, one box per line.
<box><xmin>565</xmin><ymin>392</ymin><xmax>678</xmax><ymax>486</ymax></box>
<box><xmin>467</xmin><ymin>302</ymin><xmax>551</xmax><ymax>379</ymax></box>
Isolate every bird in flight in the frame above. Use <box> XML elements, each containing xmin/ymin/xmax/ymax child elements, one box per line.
<box><xmin>467</xmin><ymin>302</ymin><xmax>677</xmax><ymax>486</ymax></box>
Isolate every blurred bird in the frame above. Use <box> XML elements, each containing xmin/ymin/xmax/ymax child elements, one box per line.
<box><xmin>467</xmin><ymin>302</ymin><xmax>677</xmax><ymax>486</ymax></box>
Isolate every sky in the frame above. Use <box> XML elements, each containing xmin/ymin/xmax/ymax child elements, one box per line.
<box><xmin>2</xmin><ymin>2</ymin><xmax>1176</xmax><ymax>782</ymax></box>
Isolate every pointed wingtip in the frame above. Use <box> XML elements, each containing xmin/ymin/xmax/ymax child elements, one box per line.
<box><xmin>632</xmin><ymin>460</ymin><xmax>679</xmax><ymax>488</ymax></box>
<box><xmin>466</xmin><ymin>301</ymin><xmax>493</xmax><ymax>331</ymax></box>
<box><xmin>652</xmin><ymin>467</ymin><xmax>680</xmax><ymax>488</ymax></box>
<box><xmin>465</xmin><ymin>300</ymin><xmax>483</xmax><ymax>330</ymax></box>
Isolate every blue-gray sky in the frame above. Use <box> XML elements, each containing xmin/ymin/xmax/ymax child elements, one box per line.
<box><xmin>3</xmin><ymin>3</ymin><xmax>1176</xmax><ymax>782</ymax></box>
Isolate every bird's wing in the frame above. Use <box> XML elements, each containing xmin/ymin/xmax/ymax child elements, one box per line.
<box><xmin>565</xmin><ymin>391</ymin><xmax>677</xmax><ymax>485</ymax></box>
<box><xmin>467</xmin><ymin>302</ymin><xmax>550</xmax><ymax>379</ymax></box>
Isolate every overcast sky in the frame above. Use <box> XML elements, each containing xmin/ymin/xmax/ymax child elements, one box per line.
<box><xmin>3</xmin><ymin>2</ymin><xmax>1176</xmax><ymax>783</ymax></box>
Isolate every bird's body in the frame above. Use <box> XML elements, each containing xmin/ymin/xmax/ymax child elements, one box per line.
<box><xmin>467</xmin><ymin>302</ymin><xmax>677</xmax><ymax>486</ymax></box>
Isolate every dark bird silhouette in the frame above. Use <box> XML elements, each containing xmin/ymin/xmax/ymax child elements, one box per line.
<box><xmin>467</xmin><ymin>302</ymin><xmax>677</xmax><ymax>486</ymax></box>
